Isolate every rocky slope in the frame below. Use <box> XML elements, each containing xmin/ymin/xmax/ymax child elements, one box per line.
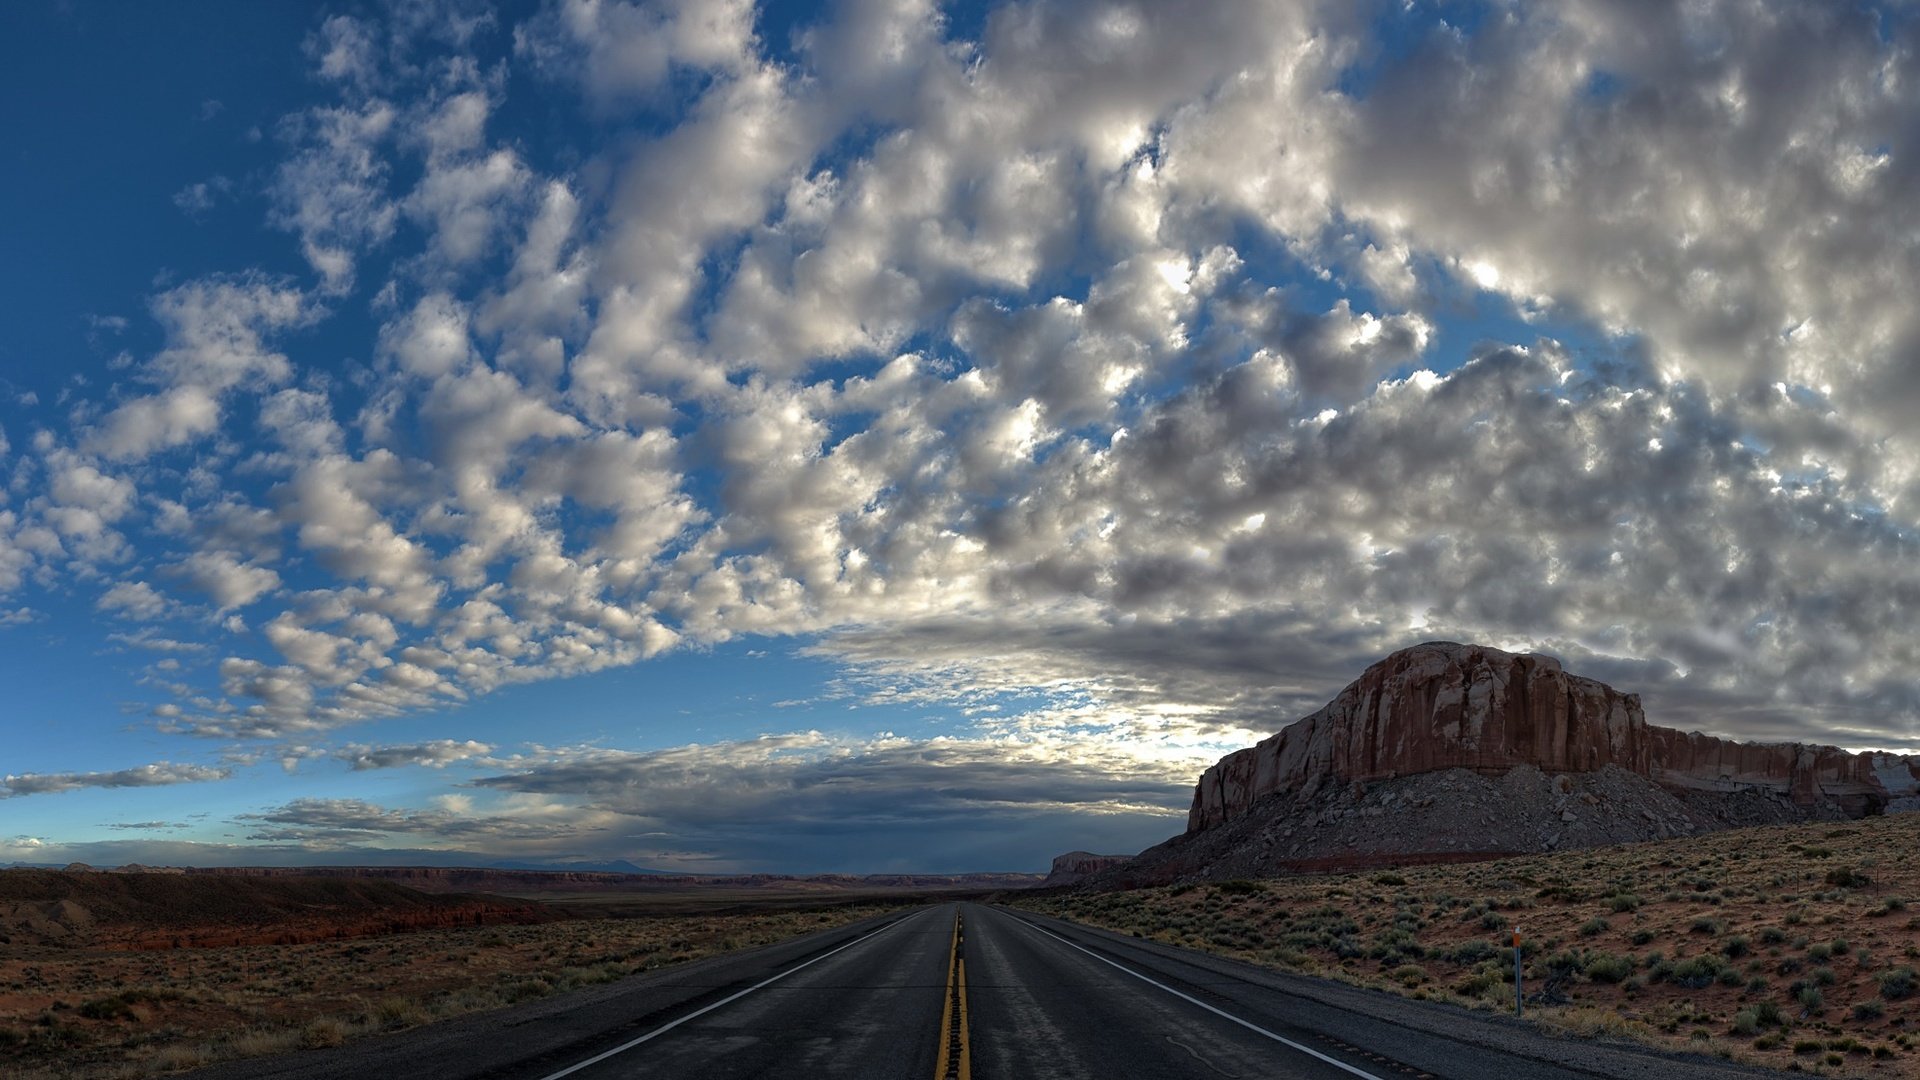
<box><xmin>1188</xmin><ymin>641</ymin><xmax>1920</xmax><ymax>833</ymax></box>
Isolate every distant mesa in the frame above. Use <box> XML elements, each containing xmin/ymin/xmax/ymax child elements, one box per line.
<box><xmin>1089</xmin><ymin>641</ymin><xmax>1920</xmax><ymax>886</ymax></box>
<box><xmin>1040</xmin><ymin>851</ymin><xmax>1132</xmax><ymax>888</ymax></box>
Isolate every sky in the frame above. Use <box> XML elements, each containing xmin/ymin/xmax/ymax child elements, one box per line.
<box><xmin>2</xmin><ymin>0</ymin><xmax>1918</xmax><ymax>875</ymax></box>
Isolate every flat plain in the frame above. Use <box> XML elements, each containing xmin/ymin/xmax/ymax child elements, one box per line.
<box><xmin>0</xmin><ymin>871</ymin><xmax>916</xmax><ymax>1079</ymax></box>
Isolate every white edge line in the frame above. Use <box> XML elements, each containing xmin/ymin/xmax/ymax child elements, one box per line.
<box><xmin>535</xmin><ymin>910</ymin><xmax>921</xmax><ymax>1080</ymax></box>
<box><xmin>1007</xmin><ymin>912</ymin><xmax>1389</xmax><ymax>1080</ymax></box>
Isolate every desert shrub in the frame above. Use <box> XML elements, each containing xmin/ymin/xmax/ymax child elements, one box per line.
<box><xmin>1454</xmin><ymin>967</ymin><xmax>1501</xmax><ymax>996</ymax></box>
<box><xmin>1811</xmin><ymin>966</ymin><xmax>1837</xmax><ymax>986</ymax></box>
<box><xmin>1216</xmin><ymin>880</ymin><xmax>1266</xmax><ymax>896</ymax></box>
<box><xmin>1579</xmin><ymin>917</ymin><xmax>1609</xmax><ymax>938</ymax></box>
<box><xmin>77</xmin><ymin>994</ymin><xmax>138</xmax><ymax>1021</ymax></box>
<box><xmin>1792</xmin><ymin>1039</ymin><xmax>1823</xmax><ymax>1054</ymax></box>
<box><xmin>1809</xmin><ymin>943</ymin><xmax>1833</xmax><ymax>961</ymax></box>
<box><xmin>1583</xmin><ymin>952</ymin><xmax>1635</xmax><ymax>984</ymax></box>
<box><xmin>1825</xmin><ymin>867</ymin><xmax>1871</xmax><ymax>889</ymax></box>
<box><xmin>1372</xmin><ymin>873</ymin><xmax>1407</xmax><ymax>887</ymax></box>
<box><xmin>1831</xmin><ymin>938</ymin><xmax>1851</xmax><ymax>956</ymax></box>
<box><xmin>1723</xmin><ymin>935</ymin><xmax>1750</xmax><ymax>959</ymax></box>
<box><xmin>1878</xmin><ymin>967</ymin><xmax>1917</xmax><ymax>1000</ymax></box>
<box><xmin>1854</xmin><ymin>999</ymin><xmax>1886</xmax><ymax>1021</ymax></box>
<box><xmin>1479</xmin><ymin>910</ymin><xmax>1508</xmax><ymax>931</ymax></box>
<box><xmin>1690</xmin><ymin>916</ymin><xmax>1725</xmax><ymax>936</ymax></box>
<box><xmin>1799</xmin><ymin>985</ymin><xmax>1825</xmax><ymax>1012</ymax></box>
<box><xmin>1447</xmin><ymin>939</ymin><xmax>1498</xmax><ymax>964</ymax></box>
<box><xmin>1670</xmin><ymin>955</ymin><xmax>1728</xmax><ymax>989</ymax></box>
<box><xmin>303</xmin><ymin>1017</ymin><xmax>352</xmax><ymax>1048</ymax></box>
<box><xmin>1606</xmin><ymin>893</ymin><xmax>1642</xmax><ymax>913</ymax></box>
<box><xmin>1759</xmin><ymin>926</ymin><xmax>1786</xmax><ymax>945</ymax></box>
<box><xmin>1731</xmin><ymin>1008</ymin><xmax>1763</xmax><ymax>1035</ymax></box>
<box><xmin>1630</xmin><ymin>929</ymin><xmax>1655</xmax><ymax>946</ymax></box>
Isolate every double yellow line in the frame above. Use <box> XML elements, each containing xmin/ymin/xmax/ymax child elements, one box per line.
<box><xmin>933</xmin><ymin>911</ymin><xmax>971</xmax><ymax>1080</ymax></box>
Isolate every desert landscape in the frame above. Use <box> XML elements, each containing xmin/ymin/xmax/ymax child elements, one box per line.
<box><xmin>0</xmin><ymin>868</ymin><xmax>1005</xmax><ymax>1079</ymax></box>
<box><xmin>6</xmin><ymin>5</ymin><xmax>1918</xmax><ymax>1072</ymax></box>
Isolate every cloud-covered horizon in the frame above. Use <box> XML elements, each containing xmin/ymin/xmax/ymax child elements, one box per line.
<box><xmin>4</xmin><ymin>0</ymin><xmax>1919</xmax><ymax>872</ymax></box>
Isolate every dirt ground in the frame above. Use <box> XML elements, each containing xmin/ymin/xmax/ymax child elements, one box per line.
<box><xmin>1015</xmin><ymin>812</ymin><xmax>1920</xmax><ymax>1077</ymax></box>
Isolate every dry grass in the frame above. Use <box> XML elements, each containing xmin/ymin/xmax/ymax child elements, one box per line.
<box><xmin>0</xmin><ymin>901</ymin><xmax>894</xmax><ymax>1078</ymax></box>
<box><xmin>1012</xmin><ymin>812</ymin><xmax>1920</xmax><ymax>1077</ymax></box>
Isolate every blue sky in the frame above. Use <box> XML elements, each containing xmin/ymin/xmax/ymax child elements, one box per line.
<box><xmin>2</xmin><ymin>0</ymin><xmax>1918</xmax><ymax>873</ymax></box>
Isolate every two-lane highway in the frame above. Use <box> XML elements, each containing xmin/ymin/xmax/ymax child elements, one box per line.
<box><xmin>192</xmin><ymin>901</ymin><xmax>1785</xmax><ymax>1080</ymax></box>
<box><xmin>532</xmin><ymin>904</ymin><xmax>953</xmax><ymax>1079</ymax></box>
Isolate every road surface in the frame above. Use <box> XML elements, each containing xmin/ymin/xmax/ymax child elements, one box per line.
<box><xmin>192</xmin><ymin>902</ymin><xmax>1782</xmax><ymax>1080</ymax></box>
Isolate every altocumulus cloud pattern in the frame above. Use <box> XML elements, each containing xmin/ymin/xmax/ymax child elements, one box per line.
<box><xmin>1</xmin><ymin>0</ymin><xmax>1917</xmax><ymax>872</ymax></box>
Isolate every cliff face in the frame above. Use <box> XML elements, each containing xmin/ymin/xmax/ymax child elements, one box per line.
<box><xmin>1188</xmin><ymin>642</ymin><xmax>1920</xmax><ymax>833</ymax></box>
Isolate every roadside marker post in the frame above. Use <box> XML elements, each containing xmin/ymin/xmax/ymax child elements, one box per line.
<box><xmin>1512</xmin><ymin>929</ymin><xmax>1523</xmax><ymax>1017</ymax></box>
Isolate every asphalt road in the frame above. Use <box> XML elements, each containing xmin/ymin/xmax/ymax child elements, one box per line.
<box><xmin>191</xmin><ymin>902</ymin><xmax>1786</xmax><ymax>1080</ymax></box>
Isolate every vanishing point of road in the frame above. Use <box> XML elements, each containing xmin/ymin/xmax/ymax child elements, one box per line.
<box><xmin>190</xmin><ymin>902</ymin><xmax>1785</xmax><ymax>1080</ymax></box>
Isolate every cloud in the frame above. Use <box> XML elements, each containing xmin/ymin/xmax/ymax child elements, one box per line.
<box><xmin>166</xmin><ymin>550</ymin><xmax>282</xmax><ymax>612</ymax></box>
<box><xmin>270</xmin><ymin>100</ymin><xmax>398</xmax><ymax>292</ymax></box>
<box><xmin>172</xmin><ymin>176</ymin><xmax>232</xmax><ymax>218</ymax></box>
<box><xmin>334</xmin><ymin>739</ymin><xmax>494</xmax><ymax>770</ymax></box>
<box><xmin>1</xmin><ymin>763</ymin><xmax>230</xmax><ymax>800</ymax></box>
<box><xmin>11</xmin><ymin>0</ymin><xmax>1920</xmax><ymax>869</ymax></box>
<box><xmin>514</xmin><ymin>0</ymin><xmax>758</xmax><ymax>106</ymax></box>
<box><xmin>465</xmin><ymin>731</ymin><xmax>1197</xmax><ymax>870</ymax></box>
<box><xmin>86</xmin><ymin>277</ymin><xmax>313</xmax><ymax>461</ymax></box>
<box><xmin>239</xmin><ymin>796</ymin><xmax>581</xmax><ymax>845</ymax></box>
<box><xmin>97</xmin><ymin>580</ymin><xmax>176</xmax><ymax>621</ymax></box>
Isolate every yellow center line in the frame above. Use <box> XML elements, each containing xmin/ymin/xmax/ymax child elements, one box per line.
<box><xmin>956</xmin><ymin>951</ymin><xmax>971</xmax><ymax>1080</ymax></box>
<box><xmin>933</xmin><ymin>911</ymin><xmax>971</xmax><ymax>1080</ymax></box>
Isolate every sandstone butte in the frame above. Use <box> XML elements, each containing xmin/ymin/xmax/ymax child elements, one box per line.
<box><xmin>1187</xmin><ymin>641</ymin><xmax>1920</xmax><ymax>834</ymax></box>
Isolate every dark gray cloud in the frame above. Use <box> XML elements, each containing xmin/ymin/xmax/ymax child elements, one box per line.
<box><xmin>333</xmin><ymin>739</ymin><xmax>493</xmax><ymax>771</ymax></box>
<box><xmin>239</xmin><ymin>797</ymin><xmax>579</xmax><ymax>845</ymax></box>
<box><xmin>1</xmin><ymin>763</ymin><xmax>230</xmax><ymax>800</ymax></box>
<box><xmin>467</xmin><ymin>734</ymin><xmax>1194</xmax><ymax>872</ymax></box>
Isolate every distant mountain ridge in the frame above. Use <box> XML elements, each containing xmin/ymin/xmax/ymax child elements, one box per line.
<box><xmin>483</xmin><ymin>859</ymin><xmax>666</xmax><ymax>875</ymax></box>
<box><xmin>166</xmin><ymin>865</ymin><xmax>1046</xmax><ymax>893</ymax></box>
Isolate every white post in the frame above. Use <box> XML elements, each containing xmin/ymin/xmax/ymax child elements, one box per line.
<box><xmin>1512</xmin><ymin>928</ymin><xmax>1523</xmax><ymax>1017</ymax></box>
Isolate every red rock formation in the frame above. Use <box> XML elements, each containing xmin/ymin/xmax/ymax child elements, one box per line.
<box><xmin>1189</xmin><ymin>642</ymin><xmax>1920</xmax><ymax>833</ymax></box>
